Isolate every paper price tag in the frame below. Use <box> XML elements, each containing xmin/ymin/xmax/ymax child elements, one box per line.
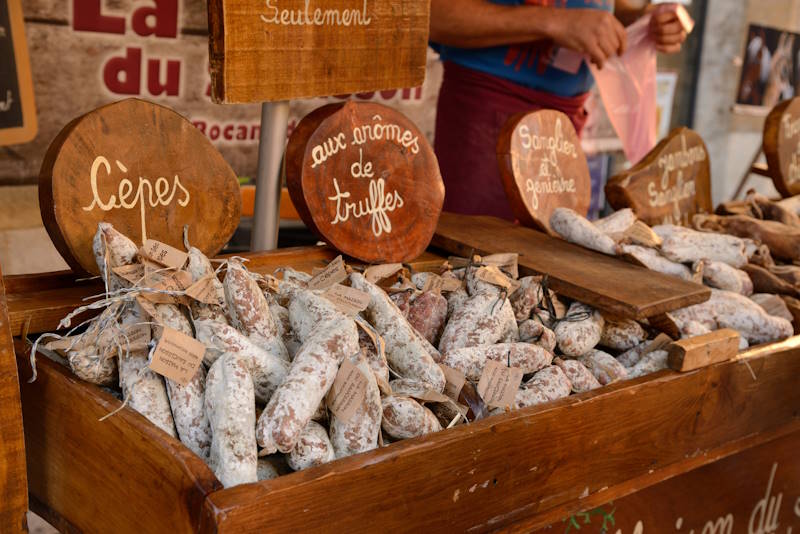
<box><xmin>135</xmin><ymin>297</ymin><xmax>161</xmax><ymax>322</ymax></box>
<box><xmin>112</xmin><ymin>264</ymin><xmax>145</xmax><ymax>284</ymax></box>
<box><xmin>475</xmin><ymin>266</ymin><xmax>521</xmax><ymax>293</ymax></box>
<box><xmin>141</xmin><ymin>270</ymin><xmax>193</xmax><ymax>304</ymax></box>
<box><xmin>323</xmin><ymin>284</ymin><xmax>371</xmax><ymax>316</ymax></box>
<box><xmin>477</xmin><ymin>359</ymin><xmax>523</xmax><ymax>409</ymax></box>
<box><xmin>141</xmin><ymin>239</ymin><xmax>189</xmax><ymax>270</ymax></box>
<box><xmin>148</xmin><ymin>326</ymin><xmax>206</xmax><ymax>386</ymax></box>
<box><xmin>364</xmin><ymin>263</ymin><xmax>403</xmax><ymax>284</ymax></box>
<box><xmin>120</xmin><ymin>323</ymin><xmax>152</xmax><ymax>352</ymax></box>
<box><xmin>308</xmin><ymin>256</ymin><xmax>347</xmax><ymax>290</ymax></box>
<box><xmin>185</xmin><ymin>275</ymin><xmax>225</xmax><ymax>306</ymax></box>
<box><xmin>482</xmin><ymin>253</ymin><xmax>519</xmax><ymax>279</ymax></box>
<box><xmin>439</xmin><ymin>364</ymin><xmax>466</xmax><ymax>401</ymax></box>
<box><xmin>326</xmin><ymin>356</ymin><xmax>368</xmax><ymax>423</ymax></box>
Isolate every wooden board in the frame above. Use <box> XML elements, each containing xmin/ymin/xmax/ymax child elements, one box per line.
<box><xmin>605</xmin><ymin>127</ymin><xmax>712</xmax><ymax>227</ymax></box>
<box><xmin>432</xmin><ymin>212</ymin><xmax>710</xmax><ymax>319</ymax></box>
<box><xmin>497</xmin><ymin>109</ymin><xmax>591</xmax><ymax>233</ymax></box>
<box><xmin>207</xmin><ymin>0</ymin><xmax>429</xmax><ymax>103</ymax></box>
<box><xmin>286</xmin><ymin>102</ymin><xmax>444</xmax><ymax>263</ymax></box>
<box><xmin>527</xmin><ymin>429</ymin><xmax>800</xmax><ymax>533</ymax></box>
<box><xmin>0</xmin><ymin>263</ymin><xmax>27</xmax><ymax>533</ymax></box>
<box><xmin>763</xmin><ymin>97</ymin><xmax>800</xmax><ymax>197</ymax></box>
<box><xmin>668</xmin><ymin>328</ymin><xmax>740</xmax><ymax>372</ymax></box>
<box><xmin>0</xmin><ymin>0</ymin><xmax>37</xmax><ymax>146</ymax></box>
<box><xmin>38</xmin><ymin>98</ymin><xmax>241</xmax><ymax>275</ymax></box>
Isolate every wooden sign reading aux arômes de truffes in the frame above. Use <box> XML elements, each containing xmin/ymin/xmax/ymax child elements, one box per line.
<box><xmin>286</xmin><ymin>101</ymin><xmax>444</xmax><ymax>263</ymax></box>
<box><xmin>497</xmin><ymin>110</ymin><xmax>591</xmax><ymax>234</ymax></box>
<box><xmin>207</xmin><ymin>0</ymin><xmax>429</xmax><ymax>103</ymax></box>
<box><xmin>39</xmin><ymin>99</ymin><xmax>241</xmax><ymax>275</ymax></box>
<box><xmin>764</xmin><ymin>97</ymin><xmax>800</xmax><ymax>197</ymax></box>
<box><xmin>605</xmin><ymin>127</ymin><xmax>712</xmax><ymax>227</ymax></box>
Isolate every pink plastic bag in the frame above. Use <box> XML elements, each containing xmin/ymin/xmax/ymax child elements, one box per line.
<box><xmin>589</xmin><ymin>15</ymin><xmax>657</xmax><ymax>165</ymax></box>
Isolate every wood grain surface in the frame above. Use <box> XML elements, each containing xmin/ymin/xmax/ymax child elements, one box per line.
<box><xmin>763</xmin><ymin>97</ymin><xmax>800</xmax><ymax>197</ymax></box>
<box><xmin>286</xmin><ymin>102</ymin><xmax>444</xmax><ymax>263</ymax></box>
<box><xmin>0</xmin><ymin>264</ymin><xmax>28</xmax><ymax>533</ymax></box>
<box><xmin>668</xmin><ymin>328</ymin><xmax>740</xmax><ymax>372</ymax></box>
<box><xmin>497</xmin><ymin>109</ymin><xmax>591</xmax><ymax>233</ymax></box>
<box><xmin>432</xmin><ymin>212</ymin><xmax>710</xmax><ymax>319</ymax></box>
<box><xmin>605</xmin><ymin>127</ymin><xmax>712</xmax><ymax>227</ymax></box>
<box><xmin>38</xmin><ymin>98</ymin><xmax>241</xmax><ymax>275</ymax></box>
<box><xmin>207</xmin><ymin>0</ymin><xmax>429</xmax><ymax>103</ymax></box>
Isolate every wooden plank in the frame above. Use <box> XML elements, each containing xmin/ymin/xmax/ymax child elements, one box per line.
<box><xmin>668</xmin><ymin>328</ymin><xmax>740</xmax><ymax>372</ymax></box>
<box><xmin>527</xmin><ymin>429</ymin><xmax>800</xmax><ymax>533</ymax></box>
<box><xmin>0</xmin><ymin>264</ymin><xmax>27</xmax><ymax>533</ymax></box>
<box><xmin>432</xmin><ymin>212</ymin><xmax>710</xmax><ymax>319</ymax></box>
<box><xmin>207</xmin><ymin>0</ymin><xmax>429</xmax><ymax>103</ymax></box>
<box><xmin>16</xmin><ymin>343</ymin><xmax>222</xmax><ymax>533</ymax></box>
<box><xmin>199</xmin><ymin>337</ymin><xmax>800</xmax><ymax>533</ymax></box>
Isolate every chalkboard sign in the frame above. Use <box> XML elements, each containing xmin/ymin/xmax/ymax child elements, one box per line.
<box><xmin>0</xmin><ymin>0</ymin><xmax>36</xmax><ymax>145</ymax></box>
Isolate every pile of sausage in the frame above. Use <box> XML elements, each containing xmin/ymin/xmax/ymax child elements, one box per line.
<box><xmin>550</xmin><ymin>195</ymin><xmax>797</xmax><ymax>348</ymax></box>
<box><xmin>39</xmin><ymin>222</ymin><xmax>675</xmax><ymax>489</ymax></box>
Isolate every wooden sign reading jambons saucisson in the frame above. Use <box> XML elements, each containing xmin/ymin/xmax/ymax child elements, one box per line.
<box><xmin>605</xmin><ymin>127</ymin><xmax>712</xmax><ymax>227</ymax></box>
<box><xmin>286</xmin><ymin>101</ymin><xmax>444</xmax><ymax>263</ymax></box>
<box><xmin>764</xmin><ymin>97</ymin><xmax>800</xmax><ymax>197</ymax></box>
<box><xmin>39</xmin><ymin>99</ymin><xmax>241</xmax><ymax>275</ymax></box>
<box><xmin>497</xmin><ymin>110</ymin><xmax>591</xmax><ymax>234</ymax></box>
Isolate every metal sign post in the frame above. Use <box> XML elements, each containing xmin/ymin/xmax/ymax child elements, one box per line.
<box><xmin>250</xmin><ymin>101</ymin><xmax>289</xmax><ymax>252</ymax></box>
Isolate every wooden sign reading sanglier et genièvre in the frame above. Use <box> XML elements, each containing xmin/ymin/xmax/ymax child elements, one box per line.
<box><xmin>207</xmin><ymin>0</ymin><xmax>429</xmax><ymax>103</ymax></box>
<box><xmin>286</xmin><ymin>101</ymin><xmax>444</xmax><ymax>264</ymax></box>
<box><xmin>38</xmin><ymin>98</ymin><xmax>241</xmax><ymax>275</ymax></box>
<box><xmin>497</xmin><ymin>110</ymin><xmax>591</xmax><ymax>234</ymax></box>
<box><xmin>763</xmin><ymin>97</ymin><xmax>800</xmax><ymax>197</ymax></box>
<box><xmin>605</xmin><ymin>127</ymin><xmax>712</xmax><ymax>227</ymax></box>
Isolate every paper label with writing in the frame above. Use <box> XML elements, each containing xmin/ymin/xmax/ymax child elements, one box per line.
<box><xmin>308</xmin><ymin>255</ymin><xmax>347</xmax><ymax>290</ymax></box>
<box><xmin>141</xmin><ymin>270</ymin><xmax>193</xmax><ymax>304</ymax></box>
<box><xmin>141</xmin><ymin>239</ymin><xmax>189</xmax><ymax>270</ymax></box>
<box><xmin>326</xmin><ymin>356</ymin><xmax>368</xmax><ymax>423</ymax></box>
<box><xmin>482</xmin><ymin>253</ymin><xmax>519</xmax><ymax>279</ymax></box>
<box><xmin>477</xmin><ymin>359</ymin><xmax>524</xmax><ymax>409</ymax></box>
<box><xmin>323</xmin><ymin>284</ymin><xmax>371</xmax><ymax>316</ymax></box>
<box><xmin>112</xmin><ymin>264</ymin><xmax>146</xmax><ymax>285</ymax></box>
<box><xmin>120</xmin><ymin>323</ymin><xmax>152</xmax><ymax>352</ymax></box>
<box><xmin>185</xmin><ymin>274</ymin><xmax>225</xmax><ymax>306</ymax></box>
<box><xmin>148</xmin><ymin>327</ymin><xmax>206</xmax><ymax>386</ymax></box>
<box><xmin>364</xmin><ymin>263</ymin><xmax>403</xmax><ymax>283</ymax></box>
<box><xmin>440</xmin><ymin>364</ymin><xmax>466</xmax><ymax>401</ymax></box>
<box><xmin>135</xmin><ymin>297</ymin><xmax>161</xmax><ymax>322</ymax></box>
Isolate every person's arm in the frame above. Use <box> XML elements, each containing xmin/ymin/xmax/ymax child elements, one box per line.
<box><xmin>430</xmin><ymin>0</ymin><xmax>626</xmax><ymax>68</ymax></box>
<box><xmin>615</xmin><ymin>0</ymin><xmax>688</xmax><ymax>54</ymax></box>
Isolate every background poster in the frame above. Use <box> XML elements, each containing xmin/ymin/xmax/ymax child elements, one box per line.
<box><xmin>737</xmin><ymin>23</ymin><xmax>800</xmax><ymax>108</ymax></box>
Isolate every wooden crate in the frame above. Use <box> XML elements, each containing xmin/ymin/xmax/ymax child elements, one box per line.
<box><xmin>6</xmin><ymin>231</ymin><xmax>800</xmax><ymax>532</ymax></box>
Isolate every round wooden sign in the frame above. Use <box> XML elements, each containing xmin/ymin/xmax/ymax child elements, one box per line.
<box><xmin>39</xmin><ymin>99</ymin><xmax>241</xmax><ymax>274</ymax></box>
<box><xmin>497</xmin><ymin>110</ymin><xmax>591</xmax><ymax>233</ymax></box>
<box><xmin>605</xmin><ymin>127</ymin><xmax>711</xmax><ymax>227</ymax></box>
<box><xmin>285</xmin><ymin>101</ymin><xmax>445</xmax><ymax>263</ymax></box>
<box><xmin>764</xmin><ymin>97</ymin><xmax>800</xmax><ymax>197</ymax></box>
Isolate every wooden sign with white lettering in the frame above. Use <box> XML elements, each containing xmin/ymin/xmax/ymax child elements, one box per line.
<box><xmin>207</xmin><ymin>0</ymin><xmax>429</xmax><ymax>103</ymax></box>
<box><xmin>605</xmin><ymin>127</ymin><xmax>712</xmax><ymax>227</ymax></box>
<box><xmin>0</xmin><ymin>0</ymin><xmax>37</xmax><ymax>146</ymax></box>
<box><xmin>764</xmin><ymin>97</ymin><xmax>800</xmax><ymax>197</ymax></box>
<box><xmin>286</xmin><ymin>101</ymin><xmax>444</xmax><ymax>263</ymax></box>
<box><xmin>39</xmin><ymin>99</ymin><xmax>241</xmax><ymax>275</ymax></box>
<box><xmin>497</xmin><ymin>110</ymin><xmax>591</xmax><ymax>234</ymax></box>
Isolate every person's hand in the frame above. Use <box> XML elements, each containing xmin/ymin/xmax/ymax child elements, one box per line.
<box><xmin>548</xmin><ymin>9</ymin><xmax>626</xmax><ymax>69</ymax></box>
<box><xmin>649</xmin><ymin>7</ymin><xmax>687</xmax><ymax>54</ymax></box>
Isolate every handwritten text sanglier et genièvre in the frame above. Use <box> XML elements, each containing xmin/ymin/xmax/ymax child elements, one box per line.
<box><xmin>517</xmin><ymin>118</ymin><xmax>578</xmax><ymax>209</ymax></box>
<box><xmin>260</xmin><ymin>0</ymin><xmax>372</xmax><ymax>27</ymax></box>
<box><xmin>311</xmin><ymin>115</ymin><xmax>417</xmax><ymax>238</ymax></box>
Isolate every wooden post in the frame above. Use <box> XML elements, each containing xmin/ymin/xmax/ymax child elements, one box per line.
<box><xmin>251</xmin><ymin>102</ymin><xmax>290</xmax><ymax>252</ymax></box>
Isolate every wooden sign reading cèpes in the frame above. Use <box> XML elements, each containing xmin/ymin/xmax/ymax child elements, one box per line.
<box><xmin>39</xmin><ymin>99</ymin><xmax>241</xmax><ymax>275</ymax></box>
<box><xmin>207</xmin><ymin>0</ymin><xmax>429</xmax><ymax>103</ymax></box>
<box><xmin>286</xmin><ymin>101</ymin><xmax>444</xmax><ymax>263</ymax></box>
<box><xmin>605</xmin><ymin>127</ymin><xmax>712</xmax><ymax>227</ymax></box>
<box><xmin>763</xmin><ymin>97</ymin><xmax>800</xmax><ymax>197</ymax></box>
<box><xmin>497</xmin><ymin>110</ymin><xmax>591</xmax><ymax>234</ymax></box>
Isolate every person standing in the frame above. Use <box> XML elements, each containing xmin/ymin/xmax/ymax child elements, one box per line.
<box><xmin>430</xmin><ymin>1</ymin><xmax>688</xmax><ymax>219</ymax></box>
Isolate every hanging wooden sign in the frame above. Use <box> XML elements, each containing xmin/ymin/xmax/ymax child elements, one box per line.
<box><xmin>286</xmin><ymin>101</ymin><xmax>444</xmax><ymax>263</ymax></box>
<box><xmin>207</xmin><ymin>0</ymin><xmax>429</xmax><ymax>103</ymax></box>
<box><xmin>605</xmin><ymin>127</ymin><xmax>712</xmax><ymax>227</ymax></box>
<box><xmin>0</xmin><ymin>0</ymin><xmax>37</xmax><ymax>146</ymax></box>
<box><xmin>39</xmin><ymin>99</ymin><xmax>241</xmax><ymax>275</ymax></box>
<box><xmin>763</xmin><ymin>97</ymin><xmax>800</xmax><ymax>197</ymax></box>
<box><xmin>497</xmin><ymin>110</ymin><xmax>591</xmax><ymax>234</ymax></box>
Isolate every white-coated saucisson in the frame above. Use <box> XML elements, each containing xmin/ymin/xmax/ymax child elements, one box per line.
<box><xmin>406</xmin><ymin>291</ymin><xmax>448</xmax><ymax>346</ymax></box>
<box><xmin>518</xmin><ymin>320</ymin><xmax>557</xmax><ymax>353</ymax></box>
<box><xmin>205</xmin><ymin>352</ymin><xmax>258</xmax><ymax>488</ymax></box>
<box><xmin>555</xmin><ymin>302</ymin><xmax>604</xmax><ymax>357</ymax></box>
<box><xmin>510</xmin><ymin>276</ymin><xmax>543</xmax><ymax>321</ymax></box>
<box><xmin>553</xmin><ymin>357</ymin><xmax>600</xmax><ymax>393</ymax></box>
<box><xmin>655</xmin><ymin>225</ymin><xmax>749</xmax><ymax>267</ymax></box>
<box><xmin>286</xmin><ymin>420</ymin><xmax>336</xmax><ymax>471</ymax></box>
<box><xmin>381</xmin><ymin>395</ymin><xmax>442</xmax><ymax>440</ymax></box>
<box><xmin>515</xmin><ymin>365</ymin><xmax>572</xmax><ymax>408</ymax></box>
<box><xmin>93</xmin><ymin>222</ymin><xmax>139</xmax><ymax>290</ymax></box>
<box><xmin>439</xmin><ymin>290</ymin><xmax>511</xmax><ymax>354</ymax></box>
<box><xmin>619</xmin><ymin>244</ymin><xmax>692</xmax><ymax>280</ymax></box>
<box><xmin>695</xmin><ymin>260</ymin><xmax>753</xmax><ymax>295</ymax></box>
<box><xmin>187</xmin><ymin>247</ymin><xmax>229</xmax><ymax>324</ymax></box>
<box><xmin>440</xmin><ymin>342</ymin><xmax>553</xmax><ymax>381</ymax></box>
<box><xmin>329</xmin><ymin>354</ymin><xmax>381</xmax><ymax>459</ymax></box>
<box><xmin>627</xmin><ymin>350</ymin><xmax>668</xmax><ymax>378</ymax></box>
<box><xmin>578</xmin><ymin>349</ymin><xmax>628</xmax><ymax>385</ymax></box>
<box><xmin>600</xmin><ymin>317</ymin><xmax>647</xmax><ymax>351</ymax></box>
<box><xmin>550</xmin><ymin>208</ymin><xmax>618</xmax><ymax>255</ymax></box>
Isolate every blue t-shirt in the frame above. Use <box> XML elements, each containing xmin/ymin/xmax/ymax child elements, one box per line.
<box><xmin>432</xmin><ymin>0</ymin><xmax>614</xmax><ymax>97</ymax></box>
